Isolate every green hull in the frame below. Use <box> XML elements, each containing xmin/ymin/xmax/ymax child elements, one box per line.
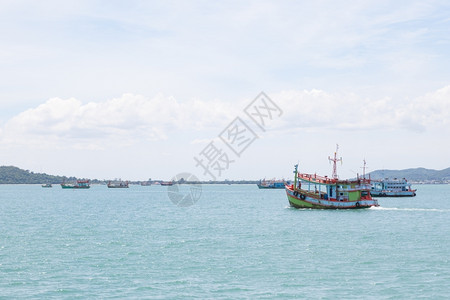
<box><xmin>61</xmin><ymin>184</ymin><xmax>90</xmax><ymax>189</ymax></box>
<box><xmin>61</xmin><ymin>187</ymin><xmax>90</xmax><ymax>189</ymax></box>
<box><xmin>286</xmin><ymin>188</ymin><xmax>377</xmax><ymax>209</ymax></box>
<box><xmin>288</xmin><ymin>194</ymin><xmax>319</xmax><ymax>209</ymax></box>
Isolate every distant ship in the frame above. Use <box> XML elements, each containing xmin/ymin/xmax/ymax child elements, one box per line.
<box><xmin>61</xmin><ymin>180</ymin><xmax>90</xmax><ymax>189</ymax></box>
<box><xmin>160</xmin><ymin>181</ymin><xmax>174</xmax><ymax>186</ymax></box>
<box><xmin>257</xmin><ymin>179</ymin><xmax>289</xmax><ymax>189</ymax></box>
<box><xmin>370</xmin><ymin>178</ymin><xmax>416</xmax><ymax>197</ymax></box>
<box><xmin>107</xmin><ymin>181</ymin><xmax>129</xmax><ymax>188</ymax></box>
<box><xmin>41</xmin><ymin>183</ymin><xmax>52</xmax><ymax>188</ymax></box>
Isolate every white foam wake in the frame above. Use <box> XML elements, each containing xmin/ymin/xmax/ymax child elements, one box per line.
<box><xmin>370</xmin><ymin>206</ymin><xmax>450</xmax><ymax>212</ymax></box>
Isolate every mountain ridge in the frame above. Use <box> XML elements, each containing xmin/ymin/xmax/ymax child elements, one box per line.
<box><xmin>0</xmin><ymin>166</ymin><xmax>77</xmax><ymax>184</ymax></box>
<box><xmin>1</xmin><ymin>165</ymin><xmax>449</xmax><ymax>184</ymax></box>
<box><xmin>367</xmin><ymin>167</ymin><xmax>450</xmax><ymax>181</ymax></box>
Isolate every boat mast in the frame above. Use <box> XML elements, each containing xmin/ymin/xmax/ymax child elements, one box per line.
<box><xmin>361</xmin><ymin>159</ymin><xmax>368</xmax><ymax>179</ymax></box>
<box><xmin>293</xmin><ymin>164</ymin><xmax>298</xmax><ymax>190</ymax></box>
<box><xmin>328</xmin><ymin>144</ymin><xmax>342</xmax><ymax>179</ymax></box>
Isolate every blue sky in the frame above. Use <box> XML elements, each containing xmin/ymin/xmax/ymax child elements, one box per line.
<box><xmin>0</xmin><ymin>1</ymin><xmax>449</xmax><ymax>180</ymax></box>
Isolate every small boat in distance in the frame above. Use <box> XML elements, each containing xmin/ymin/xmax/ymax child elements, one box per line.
<box><xmin>257</xmin><ymin>179</ymin><xmax>290</xmax><ymax>189</ymax></box>
<box><xmin>285</xmin><ymin>146</ymin><xmax>379</xmax><ymax>209</ymax></box>
<box><xmin>370</xmin><ymin>178</ymin><xmax>416</xmax><ymax>197</ymax></box>
<box><xmin>41</xmin><ymin>183</ymin><xmax>52</xmax><ymax>188</ymax></box>
<box><xmin>160</xmin><ymin>181</ymin><xmax>174</xmax><ymax>186</ymax></box>
<box><xmin>107</xmin><ymin>181</ymin><xmax>129</xmax><ymax>188</ymax></box>
<box><xmin>140</xmin><ymin>178</ymin><xmax>153</xmax><ymax>186</ymax></box>
<box><xmin>61</xmin><ymin>180</ymin><xmax>90</xmax><ymax>189</ymax></box>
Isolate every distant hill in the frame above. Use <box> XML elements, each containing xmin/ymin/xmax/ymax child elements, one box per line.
<box><xmin>0</xmin><ymin>166</ymin><xmax>76</xmax><ymax>184</ymax></box>
<box><xmin>2</xmin><ymin>165</ymin><xmax>449</xmax><ymax>184</ymax></box>
<box><xmin>368</xmin><ymin>167</ymin><xmax>450</xmax><ymax>181</ymax></box>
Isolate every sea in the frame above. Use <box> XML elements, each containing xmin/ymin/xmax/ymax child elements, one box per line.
<box><xmin>0</xmin><ymin>183</ymin><xmax>449</xmax><ymax>299</ymax></box>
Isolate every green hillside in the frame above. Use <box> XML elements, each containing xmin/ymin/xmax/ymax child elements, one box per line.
<box><xmin>368</xmin><ymin>167</ymin><xmax>450</xmax><ymax>181</ymax></box>
<box><xmin>0</xmin><ymin>166</ymin><xmax>76</xmax><ymax>184</ymax></box>
<box><xmin>1</xmin><ymin>165</ymin><xmax>449</xmax><ymax>184</ymax></box>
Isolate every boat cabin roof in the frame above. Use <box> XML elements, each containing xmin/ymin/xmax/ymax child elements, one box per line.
<box><xmin>297</xmin><ymin>173</ymin><xmax>370</xmax><ymax>186</ymax></box>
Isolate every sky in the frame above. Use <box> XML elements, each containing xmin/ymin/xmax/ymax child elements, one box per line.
<box><xmin>0</xmin><ymin>0</ymin><xmax>449</xmax><ymax>181</ymax></box>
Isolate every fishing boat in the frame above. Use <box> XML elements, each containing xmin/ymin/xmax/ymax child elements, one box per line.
<box><xmin>370</xmin><ymin>178</ymin><xmax>416</xmax><ymax>197</ymax></box>
<box><xmin>285</xmin><ymin>147</ymin><xmax>379</xmax><ymax>209</ymax></box>
<box><xmin>257</xmin><ymin>179</ymin><xmax>290</xmax><ymax>189</ymax></box>
<box><xmin>61</xmin><ymin>180</ymin><xmax>90</xmax><ymax>189</ymax></box>
<box><xmin>107</xmin><ymin>181</ymin><xmax>129</xmax><ymax>188</ymax></box>
<box><xmin>41</xmin><ymin>183</ymin><xmax>52</xmax><ymax>188</ymax></box>
<box><xmin>160</xmin><ymin>181</ymin><xmax>174</xmax><ymax>186</ymax></box>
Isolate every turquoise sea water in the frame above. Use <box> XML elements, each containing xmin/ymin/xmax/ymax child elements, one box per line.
<box><xmin>0</xmin><ymin>184</ymin><xmax>449</xmax><ymax>299</ymax></box>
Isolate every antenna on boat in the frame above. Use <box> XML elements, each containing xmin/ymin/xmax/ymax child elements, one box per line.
<box><xmin>361</xmin><ymin>159</ymin><xmax>368</xmax><ymax>179</ymax></box>
<box><xmin>328</xmin><ymin>144</ymin><xmax>342</xmax><ymax>179</ymax></box>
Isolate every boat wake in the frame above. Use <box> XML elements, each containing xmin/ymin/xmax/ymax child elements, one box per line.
<box><xmin>370</xmin><ymin>206</ymin><xmax>450</xmax><ymax>212</ymax></box>
<box><xmin>284</xmin><ymin>206</ymin><xmax>450</xmax><ymax>212</ymax></box>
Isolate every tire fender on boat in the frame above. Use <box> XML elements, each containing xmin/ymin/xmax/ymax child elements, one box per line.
<box><xmin>300</xmin><ymin>194</ymin><xmax>306</xmax><ymax>200</ymax></box>
<box><xmin>294</xmin><ymin>191</ymin><xmax>299</xmax><ymax>197</ymax></box>
<box><xmin>355</xmin><ymin>202</ymin><xmax>360</xmax><ymax>208</ymax></box>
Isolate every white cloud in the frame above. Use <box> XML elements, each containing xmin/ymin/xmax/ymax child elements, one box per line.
<box><xmin>410</xmin><ymin>85</ymin><xmax>450</xmax><ymax>128</ymax></box>
<box><xmin>1</xmin><ymin>86</ymin><xmax>449</xmax><ymax>151</ymax></box>
<box><xmin>0</xmin><ymin>93</ymin><xmax>237</xmax><ymax>149</ymax></box>
<box><xmin>271</xmin><ymin>85</ymin><xmax>450</xmax><ymax>133</ymax></box>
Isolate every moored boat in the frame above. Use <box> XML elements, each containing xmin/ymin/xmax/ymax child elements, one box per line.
<box><xmin>160</xmin><ymin>181</ymin><xmax>174</xmax><ymax>186</ymax></box>
<box><xmin>60</xmin><ymin>183</ymin><xmax>75</xmax><ymax>189</ymax></box>
<box><xmin>257</xmin><ymin>179</ymin><xmax>290</xmax><ymax>189</ymax></box>
<box><xmin>107</xmin><ymin>181</ymin><xmax>129</xmax><ymax>188</ymax></box>
<box><xmin>286</xmin><ymin>148</ymin><xmax>379</xmax><ymax>209</ymax></box>
<box><xmin>61</xmin><ymin>180</ymin><xmax>90</xmax><ymax>189</ymax></box>
<box><xmin>41</xmin><ymin>183</ymin><xmax>52</xmax><ymax>188</ymax></box>
<box><xmin>140</xmin><ymin>178</ymin><xmax>153</xmax><ymax>186</ymax></box>
<box><xmin>370</xmin><ymin>178</ymin><xmax>416</xmax><ymax>197</ymax></box>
